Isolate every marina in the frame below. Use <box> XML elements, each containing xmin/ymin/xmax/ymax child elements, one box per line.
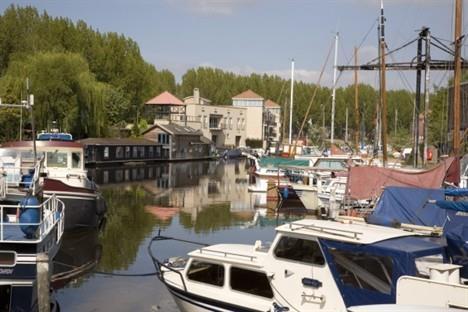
<box><xmin>0</xmin><ymin>0</ymin><xmax>468</xmax><ymax>310</ymax></box>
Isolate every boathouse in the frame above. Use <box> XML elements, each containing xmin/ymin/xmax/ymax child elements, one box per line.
<box><xmin>142</xmin><ymin>123</ymin><xmax>212</xmax><ymax>160</ymax></box>
<box><xmin>79</xmin><ymin>138</ymin><xmax>167</xmax><ymax>165</ymax></box>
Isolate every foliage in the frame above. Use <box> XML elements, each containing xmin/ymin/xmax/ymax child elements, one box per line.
<box><xmin>0</xmin><ymin>5</ymin><xmax>175</xmax><ymax>141</ymax></box>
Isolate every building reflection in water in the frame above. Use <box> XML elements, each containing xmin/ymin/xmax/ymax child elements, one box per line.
<box><xmin>88</xmin><ymin>160</ymin><xmax>262</xmax><ymax>227</ymax></box>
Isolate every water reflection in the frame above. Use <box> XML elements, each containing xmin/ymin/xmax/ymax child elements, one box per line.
<box><xmin>55</xmin><ymin>160</ymin><xmax>308</xmax><ymax>311</ymax></box>
<box><xmin>52</xmin><ymin>228</ymin><xmax>101</xmax><ymax>289</ymax></box>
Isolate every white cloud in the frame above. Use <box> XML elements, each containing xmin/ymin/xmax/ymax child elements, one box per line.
<box><xmin>167</xmin><ymin>0</ymin><xmax>254</xmax><ymax>15</ymax></box>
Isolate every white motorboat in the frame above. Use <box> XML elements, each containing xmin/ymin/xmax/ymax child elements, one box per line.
<box><xmin>0</xmin><ymin>139</ymin><xmax>106</xmax><ymax>230</ymax></box>
<box><xmin>149</xmin><ymin>218</ymin><xmax>468</xmax><ymax>311</ymax></box>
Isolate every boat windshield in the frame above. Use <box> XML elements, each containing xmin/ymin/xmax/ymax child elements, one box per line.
<box><xmin>47</xmin><ymin>151</ymin><xmax>68</xmax><ymax>168</ymax></box>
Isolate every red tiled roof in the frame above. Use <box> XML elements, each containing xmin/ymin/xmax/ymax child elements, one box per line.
<box><xmin>265</xmin><ymin>99</ymin><xmax>280</xmax><ymax>108</ymax></box>
<box><xmin>145</xmin><ymin>91</ymin><xmax>184</xmax><ymax>105</ymax></box>
<box><xmin>232</xmin><ymin>89</ymin><xmax>263</xmax><ymax>100</ymax></box>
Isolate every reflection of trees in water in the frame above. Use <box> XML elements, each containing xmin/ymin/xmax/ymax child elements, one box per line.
<box><xmin>179</xmin><ymin>203</ymin><xmax>251</xmax><ymax>234</ymax></box>
<box><xmin>97</xmin><ymin>185</ymin><xmax>171</xmax><ymax>272</ymax></box>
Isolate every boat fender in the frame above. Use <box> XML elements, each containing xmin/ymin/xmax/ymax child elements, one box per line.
<box><xmin>282</xmin><ymin>187</ymin><xmax>289</xmax><ymax>199</ymax></box>
<box><xmin>19</xmin><ymin>196</ymin><xmax>40</xmax><ymax>238</ymax></box>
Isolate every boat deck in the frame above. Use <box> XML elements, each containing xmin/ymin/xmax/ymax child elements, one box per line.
<box><xmin>0</xmin><ymin>224</ymin><xmax>37</xmax><ymax>242</ymax></box>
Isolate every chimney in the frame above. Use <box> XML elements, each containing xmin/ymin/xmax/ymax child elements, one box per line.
<box><xmin>193</xmin><ymin>88</ymin><xmax>200</xmax><ymax>105</ymax></box>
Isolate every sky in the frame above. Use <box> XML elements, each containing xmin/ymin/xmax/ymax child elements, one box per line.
<box><xmin>1</xmin><ymin>0</ymin><xmax>466</xmax><ymax>91</ymax></box>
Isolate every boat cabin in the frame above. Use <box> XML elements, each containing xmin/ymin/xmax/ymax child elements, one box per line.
<box><xmin>0</xmin><ymin>141</ymin><xmax>89</xmax><ymax>193</ymax></box>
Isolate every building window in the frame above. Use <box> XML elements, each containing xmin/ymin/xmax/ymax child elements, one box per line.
<box><xmin>229</xmin><ymin>117</ymin><xmax>232</xmax><ymax>129</ymax></box>
<box><xmin>274</xmin><ymin>236</ymin><xmax>325</xmax><ymax>265</ymax></box>
<box><xmin>210</xmin><ymin>115</ymin><xmax>221</xmax><ymax>129</ymax></box>
<box><xmin>237</xmin><ymin>118</ymin><xmax>240</xmax><ymax>130</ymax></box>
<box><xmin>158</xmin><ymin>133</ymin><xmax>169</xmax><ymax>144</ymax></box>
<box><xmin>138</xmin><ymin>146</ymin><xmax>145</xmax><ymax>158</ymax></box>
<box><xmin>203</xmin><ymin>116</ymin><xmax>208</xmax><ymax>129</ymax></box>
<box><xmin>125</xmin><ymin>146</ymin><xmax>131</xmax><ymax>158</ymax></box>
<box><xmin>148</xmin><ymin>146</ymin><xmax>154</xmax><ymax>158</ymax></box>
<box><xmin>103</xmin><ymin>147</ymin><xmax>109</xmax><ymax>159</ymax></box>
<box><xmin>132</xmin><ymin>147</ymin><xmax>138</xmax><ymax>158</ymax></box>
<box><xmin>329</xmin><ymin>249</ymin><xmax>393</xmax><ymax>294</ymax></box>
<box><xmin>242</xmin><ymin>118</ymin><xmax>245</xmax><ymax>130</ymax></box>
<box><xmin>230</xmin><ymin>267</ymin><xmax>273</xmax><ymax>298</ymax></box>
<box><xmin>187</xmin><ymin>260</ymin><xmax>224</xmax><ymax>287</ymax></box>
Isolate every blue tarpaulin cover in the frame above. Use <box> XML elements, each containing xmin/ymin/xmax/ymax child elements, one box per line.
<box><xmin>372</xmin><ymin>186</ymin><xmax>447</xmax><ymax>227</ymax></box>
<box><xmin>372</xmin><ymin>186</ymin><xmax>468</xmax><ymax>279</ymax></box>
<box><xmin>319</xmin><ymin>236</ymin><xmax>446</xmax><ymax>307</ymax></box>
<box><xmin>444</xmin><ymin>188</ymin><xmax>468</xmax><ymax>197</ymax></box>
<box><xmin>436</xmin><ymin>200</ymin><xmax>468</xmax><ymax>212</ymax></box>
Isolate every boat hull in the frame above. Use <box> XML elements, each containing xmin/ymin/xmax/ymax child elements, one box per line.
<box><xmin>0</xmin><ymin>223</ymin><xmax>61</xmax><ymax>312</ymax></box>
<box><xmin>167</xmin><ymin>284</ymin><xmax>265</xmax><ymax>312</ymax></box>
<box><xmin>43</xmin><ymin>179</ymin><xmax>106</xmax><ymax>230</ymax></box>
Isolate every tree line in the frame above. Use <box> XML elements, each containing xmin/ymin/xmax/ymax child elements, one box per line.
<box><xmin>0</xmin><ymin>5</ymin><xmax>456</xmax><ymax>152</ymax></box>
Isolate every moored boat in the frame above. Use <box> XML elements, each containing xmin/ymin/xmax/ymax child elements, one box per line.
<box><xmin>0</xmin><ymin>188</ymin><xmax>64</xmax><ymax>311</ymax></box>
<box><xmin>149</xmin><ymin>218</ymin><xmax>468</xmax><ymax>311</ymax></box>
<box><xmin>0</xmin><ymin>140</ymin><xmax>106</xmax><ymax>230</ymax></box>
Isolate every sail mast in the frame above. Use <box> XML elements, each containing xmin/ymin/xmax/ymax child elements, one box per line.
<box><xmin>331</xmin><ymin>32</ymin><xmax>339</xmax><ymax>144</ymax></box>
<box><xmin>453</xmin><ymin>0</ymin><xmax>462</xmax><ymax>158</ymax></box>
<box><xmin>379</xmin><ymin>0</ymin><xmax>388</xmax><ymax>167</ymax></box>
<box><xmin>354</xmin><ymin>47</ymin><xmax>360</xmax><ymax>152</ymax></box>
<box><xmin>289</xmin><ymin>59</ymin><xmax>294</xmax><ymax>145</ymax></box>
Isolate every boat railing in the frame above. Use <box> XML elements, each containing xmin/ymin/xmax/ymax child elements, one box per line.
<box><xmin>0</xmin><ymin>194</ymin><xmax>64</xmax><ymax>243</ymax></box>
<box><xmin>288</xmin><ymin>222</ymin><xmax>363</xmax><ymax>241</ymax></box>
<box><xmin>0</xmin><ymin>157</ymin><xmax>44</xmax><ymax>196</ymax></box>
<box><xmin>197</xmin><ymin>248</ymin><xmax>257</xmax><ymax>262</ymax></box>
<box><xmin>148</xmin><ymin>234</ymin><xmax>209</xmax><ymax>292</ymax></box>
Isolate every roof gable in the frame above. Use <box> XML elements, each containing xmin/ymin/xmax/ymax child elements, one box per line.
<box><xmin>232</xmin><ymin>89</ymin><xmax>264</xmax><ymax>100</ymax></box>
<box><xmin>143</xmin><ymin>123</ymin><xmax>202</xmax><ymax>136</ymax></box>
<box><xmin>145</xmin><ymin>91</ymin><xmax>184</xmax><ymax>106</ymax></box>
<box><xmin>265</xmin><ymin>99</ymin><xmax>280</xmax><ymax>108</ymax></box>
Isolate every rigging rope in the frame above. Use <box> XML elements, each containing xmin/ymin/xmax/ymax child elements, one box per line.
<box><xmin>53</xmin><ymin>260</ymin><xmax>158</xmax><ymax>277</ymax></box>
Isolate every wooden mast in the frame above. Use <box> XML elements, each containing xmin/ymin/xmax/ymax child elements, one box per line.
<box><xmin>379</xmin><ymin>0</ymin><xmax>388</xmax><ymax>167</ymax></box>
<box><xmin>453</xmin><ymin>0</ymin><xmax>462</xmax><ymax>157</ymax></box>
<box><xmin>354</xmin><ymin>47</ymin><xmax>360</xmax><ymax>152</ymax></box>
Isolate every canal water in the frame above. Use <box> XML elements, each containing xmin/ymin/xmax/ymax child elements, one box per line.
<box><xmin>54</xmin><ymin>159</ymin><xmax>307</xmax><ymax>311</ymax></box>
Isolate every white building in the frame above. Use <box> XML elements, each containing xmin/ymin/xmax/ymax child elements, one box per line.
<box><xmin>183</xmin><ymin>89</ymin><xmax>247</xmax><ymax>148</ymax></box>
<box><xmin>264</xmin><ymin>99</ymin><xmax>282</xmax><ymax>145</ymax></box>
<box><xmin>232</xmin><ymin>90</ymin><xmax>264</xmax><ymax>144</ymax></box>
<box><xmin>145</xmin><ymin>89</ymin><xmax>281</xmax><ymax>150</ymax></box>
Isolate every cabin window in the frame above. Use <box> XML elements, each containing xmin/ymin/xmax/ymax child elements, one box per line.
<box><xmin>230</xmin><ymin>267</ymin><xmax>273</xmax><ymax>298</ymax></box>
<box><xmin>329</xmin><ymin>249</ymin><xmax>393</xmax><ymax>295</ymax></box>
<box><xmin>116</xmin><ymin>146</ymin><xmax>124</xmax><ymax>159</ymax></box>
<box><xmin>103</xmin><ymin>147</ymin><xmax>109</xmax><ymax>159</ymax></box>
<box><xmin>72</xmin><ymin>152</ymin><xmax>82</xmax><ymax>168</ymax></box>
<box><xmin>187</xmin><ymin>260</ymin><xmax>224</xmax><ymax>287</ymax></box>
<box><xmin>274</xmin><ymin>236</ymin><xmax>325</xmax><ymax>265</ymax></box>
<box><xmin>47</xmin><ymin>151</ymin><xmax>68</xmax><ymax>168</ymax></box>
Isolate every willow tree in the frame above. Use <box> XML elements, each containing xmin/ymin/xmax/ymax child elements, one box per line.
<box><xmin>0</xmin><ymin>51</ymin><xmax>111</xmax><ymax>139</ymax></box>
